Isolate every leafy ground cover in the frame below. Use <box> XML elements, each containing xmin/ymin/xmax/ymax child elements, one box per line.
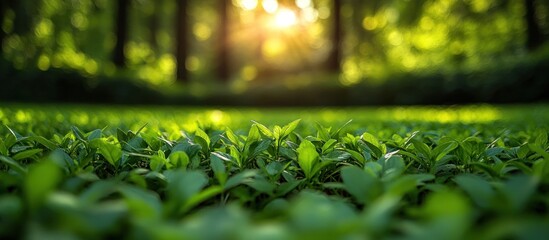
<box><xmin>1</xmin><ymin>104</ymin><xmax>549</xmax><ymax>239</ymax></box>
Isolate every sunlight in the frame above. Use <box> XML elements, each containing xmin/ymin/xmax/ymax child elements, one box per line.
<box><xmin>239</xmin><ymin>0</ymin><xmax>258</xmax><ymax>11</ymax></box>
<box><xmin>273</xmin><ymin>8</ymin><xmax>298</xmax><ymax>28</ymax></box>
<box><xmin>262</xmin><ymin>0</ymin><xmax>279</xmax><ymax>13</ymax></box>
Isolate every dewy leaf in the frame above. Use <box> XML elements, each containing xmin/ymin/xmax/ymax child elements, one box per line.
<box><xmin>25</xmin><ymin>160</ymin><xmax>62</xmax><ymax>211</ymax></box>
<box><xmin>296</xmin><ymin>140</ymin><xmax>319</xmax><ymax>179</ymax></box>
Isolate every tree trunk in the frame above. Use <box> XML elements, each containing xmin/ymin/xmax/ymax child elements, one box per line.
<box><xmin>148</xmin><ymin>0</ymin><xmax>161</xmax><ymax>51</ymax></box>
<box><xmin>524</xmin><ymin>0</ymin><xmax>544</xmax><ymax>51</ymax></box>
<box><xmin>113</xmin><ymin>0</ymin><xmax>130</xmax><ymax>68</ymax></box>
<box><xmin>176</xmin><ymin>0</ymin><xmax>189</xmax><ymax>83</ymax></box>
<box><xmin>327</xmin><ymin>0</ymin><xmax>342</xmax><ymax>72</ymax></box>
<box><xmin>217</xmin><ymin>0</ymin><xmax>230</xmax><ymax>82</ymax></box>
<box><xmin>0</xmin><ymin>1</ymin><xmax>7</xmax><ymax>49</ymax></box>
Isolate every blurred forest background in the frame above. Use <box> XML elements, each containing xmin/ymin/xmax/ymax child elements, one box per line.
<box><xmin>1</xmin><ymin>0</ymin><xmax>549</xmax><ymax>106</ymax></box>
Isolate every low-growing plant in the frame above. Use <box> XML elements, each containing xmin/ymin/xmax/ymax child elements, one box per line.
<box><xmin>0</xmin><ymin>105</ymin><xmax>548</xmax><ymax>239</ymax></box>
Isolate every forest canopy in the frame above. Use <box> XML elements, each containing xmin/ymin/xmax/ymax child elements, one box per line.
<box><xmin>1</xmin><ymin>0</ymin><xmax>548</xmax><ymax>88</ymax></box>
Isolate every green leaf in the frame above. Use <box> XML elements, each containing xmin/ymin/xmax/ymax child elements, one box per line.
<box><xmin>0</xmin><ymin>155</ymin><xmax>27</xmax><ymax>174</ymax></box>
<box><xmin>119</xmin><ymin>184</ymin><xmax>162</xmax><ymax>219</ymax></box>
<box><xmin>90</xmin><ymin>138</ymin><xmax>122</xmax><ymax>167</ymax></box>
<box><xmin>225</xmin><ymin>170</ymin><xmax>258</xmax><ymax>189</ymax></box>
<box><xmin>182</xmin><ymin>185</ymin><xmax>224</xmax><ymax>213</ymax></box>
<box><xmin>245</xmin><ymin>176</ymin><xmax>276</xmax><ymax>194</ymax></box>
<box><xmin>266</xmin><ymin>161</ymin><xmax>284</xmax><ymax>175</ymax></box>
<box><xmin>225</xmin><ymin>128</ymin><xmax>241</xmax><ymax>147</ymax></box>
<box><xmin>168</xmin><ymin>151</ymin><xmax>190</xmax><ymax>169</ymax></box>
<box><xmin>277</xmin><ymin>179</ymin><xmax>303</xmax><ymax>196</ymax></box>
<box><xmin>386</xmin><ymin>174</ymin><xmax>434</xmax><ymax>197</ymax></box>
<box><xmin>249</xmin><ymin>139</ymin><xmax>272</xmax><ymax>158</ymax></box>
<box><xmin>331</xmin><ymin>119</ymin><xmax>353</xmax><ymax>138</ymax></box>
<box><xmin>528</xmin><ymin>144</ymin><xmax>549</xmax><ymax>177</ymax></box>
<box><xmin>150</xmin><ymin>155</ymin><xmax>167</xmax><ymax>172</ymax></box>
<box><xmin>25</xmin><ymin>160</ymin><xmax>62</xmax><ymax>211</ymax></box>
<box><xmin>194</xmin><ymin>128</ymin><xmax>210</xmax><ymax>152</ymax></box>
<box><xmin>535</xmin><ymin>131</ymin><xmax>548</xmax><ymax>148</ymax></box>
<box><xmin>411</xmin><ymin>139</ymin><xmax>431</xmax><ymax>159</ymax></box>
<box><xmin>321</xmin><ymin>139</ymin><xmax>338</xmax><ymax>154</ymax></box>
<box><xmin>165</xmin><ymin>170</ymin><xmax>208</xmax><ymax>203</ymax></box>
<box><xmin>281</xmin><ymin>119</ymin><xmax>301</xmax><ymax>138</ymax></box>
<box><xmin>362</xmin><ymin>132</ymin><xmax>384</xmax><ymax>157</ymax></box>
<box><xmin>498</xmin><ymin>175</ymin><xmax>538</xmax><ymax>212</ymax></box>
<box><xmin>247</xmin><ymin>125</ymin><xmax>261</xmax><ymax>144</ymax></box>
<box><xmin>432</xmin><ymin>141</ymin><xmax>458</xmax><ymax>162</ymax></box>
<box><xmin>12</xmin><ymin>148</ymin><xmax>43</xmax><ymax>161</ymax></box>
<box><xmin>346</xmin><ymin>149</ymin><xmax>365</xmax><ymax>164</ymax></box>
<box><xmin>210</xmin><ymin>153</ymin><xmax>227</xmax><ymax>185</ymax></box>
<box><xmin>0</xmin><ymin>138</ymin><xmax>7</xmax><ymax>156</ymax></box>
<box><xmin>71</xmin><ymin>126</ymin><xmax>86</xmax><ymax>142</ymax></box>
<box><xmin>315</xmin><ymin>122</ymin><xmax>331</xmax><ymax>141</ymax></box>
<box><xmin>341</xmin><ymin>166</ymin><xmax>380</xmax><ymax>204</ymax></box>
<box><xmin>26</xmin><ymin>136</ymin><xmax>58</xmax><ymax>150</ymax></box>
<box><xmin>87</xmin><ymin>129</ymin><xmax>103</xmax><ymax>141</ymax></box>
<box><xmin>454</xmin><ymin>174</ymin><xmax>495</xmax><ymax>209</ymax></box>
<box><xmin>296</xmin><ymin>140</ymin><xmax>320</xmax><ymax>179</ymax></box>
<box><xmin>252</xmin><ymin>121</ymin><xmax>273</xmax><ymax>138</ymax></box>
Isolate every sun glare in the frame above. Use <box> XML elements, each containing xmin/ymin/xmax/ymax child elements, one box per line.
<box><xmin>262</xmin><ymin>0</ymin><xmax>279</xmax><ymax>13</ymax></box>
<box><xmin>274</xmin><ymin>9</ymin><xmax>298</xmax><ymax>28</ymax></box>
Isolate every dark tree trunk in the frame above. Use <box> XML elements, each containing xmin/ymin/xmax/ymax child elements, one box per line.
<box><xmin>149</xmin><ymin>0</ymin><xmax>161</xmax><ymax>51</ymax></box>
<box><xmin>0</xmin><ymin>0</ymin><xmax>7</xmax><ymax>49</ymax></box>
<box><xmin>217</xmin><ymin>0</ymin><xmax>230</xmax><ymax>82</ymax></box>
<box><xmin>327</xmin><ymin>0</ymin><xmax>342</xmax><ymax>72</ymax></box>
<box><xmin>524</xmin><ymin>0</ymin><xmax>544</xmax><ymax>51</ymax></box>
<box><xmin>113</xmin><ymin>0</ymin><xmax>130</xmax><ymax>68</ymax></box>
<box><xmin>176</xmin><ymin>0</ymin><xmax>189</xmax><ymax>83</ymax></box>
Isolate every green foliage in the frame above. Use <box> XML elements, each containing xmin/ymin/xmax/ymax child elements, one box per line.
<box><xmin>0</xmin><ymin>105</ymin><xmax>548</xmax><ymax>239</ymax></box>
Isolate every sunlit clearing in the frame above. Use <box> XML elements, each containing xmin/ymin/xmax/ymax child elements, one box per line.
<box><xmin>274</xmin><ymin>9</ymin><xmax>298</xmax><ymax>28</ymax></box>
